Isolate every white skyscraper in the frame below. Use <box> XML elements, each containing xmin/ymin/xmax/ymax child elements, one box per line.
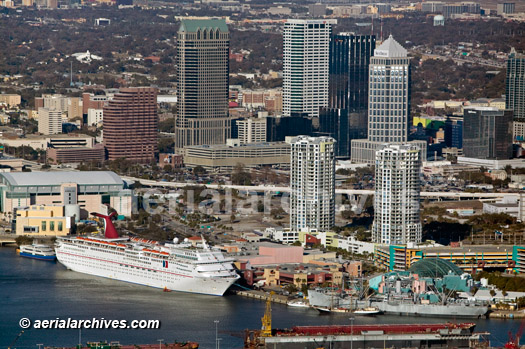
<box><xmin>283</xmin><ymin>19</ymin><xmax>336</xmax><ymax>118</ymax></box>
<box><xmin>372</xmin><ymin>144</ymin><xmax>422</xmax><ymax>245</ymax></box>
<box><xmin>351</xmin><ymin>35</ymin><xmax>426</xmax><ymax>164</ymax></box>
<box><xmin>290</xmin><ymin>135</ymin><xmax>336</xmax><ymax>231</ymax></box>
<box><xmin>38</xmin><ymin>107</ymin><xmax>62</xmax><ymax>135</ymax></box>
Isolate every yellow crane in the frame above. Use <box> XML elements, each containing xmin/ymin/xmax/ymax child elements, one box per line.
<box><xmin>260</xmin><ymin>291</ymin><xmax>274</xmax><ymax>337</ymax></box>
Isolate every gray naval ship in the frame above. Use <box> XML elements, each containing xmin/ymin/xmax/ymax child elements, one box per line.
<box><xmin>308</xmin><ymin>289</ymin><xmax>489</xmax><ymax>318</ymax></box>
<box><xmin>373</xmin><ymin>299</ymin><xmax>489</xmax><ymax>318</ymax></box>
<box><xmin>308</xmin><ymin>288</ymin><xmax>367</xmax><ymax>309</ymax></box>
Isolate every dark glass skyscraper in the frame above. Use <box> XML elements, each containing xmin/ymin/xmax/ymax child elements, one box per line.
<box><xmin>463</xmin><ymin>107</ymin><xmax>513</xmax><ymax>160</ymax></box>
<box><xmin>175</xmin><ymin>19</ymin><xmax>230</xmax><ymax>153</ymax></box>
<box><xmin>506</xmin><ymin>48</ymin><xmax>525</xmax><ymax>121</ymax></box>
<box><xmin>319</xmin><ymin>33</ymin><xmax>375</xmax><ymax>158</ymax></box>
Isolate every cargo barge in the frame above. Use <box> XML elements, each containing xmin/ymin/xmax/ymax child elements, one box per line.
<box><xmin>53</xmin><ymin>341</ymin><xmax>198</xmax><ymax>349</ymax></box>
<box><xmin>245</xmin><ymin>322</ymin><xmax>488</xmax><ymax>349</ymax></box>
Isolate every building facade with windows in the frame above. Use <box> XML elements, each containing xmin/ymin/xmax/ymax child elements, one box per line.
<box><xmin>463</xmin><ymin>107</ymin><xmax>513</xmax><ymax>159</ymax></box>
<box><xmin>15</xmin><ymin>205</ymin><xmax>73</xmax><ymax>236</ymax></box>
<box><xmin>289</xmin><ymin>136</ymin><xmax>335</xmax><ymax>231</ymax></box>
<box><xmin>372</xmin><ymin>144</ymin><xmax>422</xmax><ymax>245</ymax></box>
<box><xmin>103</xmin><ymin>87</ymin><xmax>158</xmax><ymax>162</ymax></box>
<box><xmin>175</xmin><ymin>19</ymin><xmax>230</xmax><ymax>153</ymax></box>
<box><xmin>320</xmin><ymin>33</ymin><xmax>375</xmax><ymax>158</ymax></box>
<box><xmin>283</xmin><ymin>19</ymin><xmax>336</xmax><ymax>118</ymax></box>
<box><xmin>506</xmin><ymin>48</ymin><xmax>525</xmax><ymax>121</ymax></box>
<box><xmin>38</xmin><ymin>108</ymin><xmax>62</xmax><ymax>135</ymax></box>
<box><xmin>350</xmin><ymin>35</ymin><xmax>426</xmax><ymax>164</ymax></box>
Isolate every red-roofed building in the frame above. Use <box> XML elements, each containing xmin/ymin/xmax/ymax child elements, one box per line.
<box><xmin>144</xmin><ymin>56</ymin><xmax>161</xmax><ymax>63</ymax></box>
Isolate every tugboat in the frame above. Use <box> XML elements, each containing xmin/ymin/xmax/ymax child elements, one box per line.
<box><xmin>17</xmin><ymin>244</ymin><xmax>56</xmax><ymax>261</ymax></box>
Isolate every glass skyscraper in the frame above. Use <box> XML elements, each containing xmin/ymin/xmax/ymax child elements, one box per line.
<box><xmin>319</xmin><ymin>33</ymin><xmax>375</xmax><ymax>158</ymax></box>
<box><xmin>351</xmin><ymin>35</ymin><xmax>426</xmax><ymax>164</ymax></box>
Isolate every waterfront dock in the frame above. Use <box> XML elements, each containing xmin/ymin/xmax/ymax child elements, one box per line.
<box><xmin>0</xmin><ymin>234</ymin><xmax>16</xmax><ymax>246</ymax></box>
<box><xmin>234</xmin><ymin>290</ymin><xmax>289</xmax><ymax>305</ymax></box>
<box><xmin>488</xmin><ymin>310</ymin><xmax>525</xmax><ymax>319</ymax></box>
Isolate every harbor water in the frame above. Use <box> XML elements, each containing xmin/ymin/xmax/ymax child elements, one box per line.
<box><xmin>0</xmin><ymin>247</ymin><xmax>522</xmax><ymax>348</ymax></box>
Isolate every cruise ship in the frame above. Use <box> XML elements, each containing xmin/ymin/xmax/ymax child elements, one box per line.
<box><xmin>55</xmin><ymin>212</ymin><xmax>239</xmax><ymax>296</ymax></box>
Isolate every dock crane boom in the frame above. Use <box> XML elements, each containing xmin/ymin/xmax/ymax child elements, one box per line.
<box><xmin>261</xmin><ymin>291</ymin><xmax>274</xmax><ymax>337</ymax></box>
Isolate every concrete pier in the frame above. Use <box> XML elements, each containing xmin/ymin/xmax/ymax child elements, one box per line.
<box><xmin>235</xmin><ymin>290</ymin><xmax>289</xmax><ymax>305</ymax></box>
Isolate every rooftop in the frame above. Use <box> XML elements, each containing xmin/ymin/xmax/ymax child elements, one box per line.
<box><xmin>179</xmin><ymin>19</ymin><xmax>228</xmax><ymax>33</ymax></box>
<box><xmin>374</xmin><ymin>35</ymin><xmax>407</xmax><ymax>58</ymax></box>
<box><xmin>188</xmin><ymin>142</ymin><xmax>289</xmax><ymax>150</ymax></box>
<box><xmin>408</xmin><ymin>258</ymin><xmax>463</xmax><ymax>278</ymax></box>
<box><xmin>0</xmin><ymin>171</ymin><xmax>123</xmax><ymax>187</ymax></box>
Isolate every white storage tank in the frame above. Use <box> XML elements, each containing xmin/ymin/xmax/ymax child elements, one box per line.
<box><xmin>65</xmin><ymin>204</ymin><xmax>81</xmax><ymax>223</ymax></box>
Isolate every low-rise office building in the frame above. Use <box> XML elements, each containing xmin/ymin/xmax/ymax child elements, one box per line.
<box><xmin>184</xmin><ymin>140</ymin><xmax>290</xmax><ymax>172</ymax></box>
<box><xmin>46</xmin><ymin>144</ymin><xmax>105</xmax><ymax>164</ymax></box>
<box><xmin>0</xmin><ymin>134</ymin><xmax>95</xmax><ymax>151</ymax></box>
<box><xmin>15</xmin><ymin>205</ymin><xmax>73</xmax><ymax>236</ymax></box>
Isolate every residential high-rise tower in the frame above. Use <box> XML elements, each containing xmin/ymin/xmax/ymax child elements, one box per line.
<box><xmin>283</xmin><ymin>19</ymin><xmax>336</xmax><ymax>118</ymax></box>
<box><xmin>372</xmin><ymin>144</ymin><xmax>422</xmax><ymax>245</ymax></box>
<box><xmin>175</xmin><ymin>19</ymin><xmax>230</xmax><ymax>153</ymax></box>
<box><xmin>506</xmin><ymin>48</ymin><xmax>525</xmax><ymax>120</ymax></box>
<box><xmin>290</xmin><ymin>135</ymin><xmax>335</xmax><ymax>231</ymax></box>
<box><xmin>103</xmin><ymin>87</ymin><xmax>158</xmax><ymax>162</ymax></box>
<box><xmin>38</xmin><ymin>107</ymin><xmax>62</xmax><ymax>135</ymax></box>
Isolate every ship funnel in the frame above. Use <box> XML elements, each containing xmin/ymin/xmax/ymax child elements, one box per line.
<box><xmin>91</xmin><ymin>211</ymin><xmax>119</xmax><ymax>238</ymax></box>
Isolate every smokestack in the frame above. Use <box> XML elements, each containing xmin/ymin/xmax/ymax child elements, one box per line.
<box><xmin>91</xmin><ymin>211</ymin><xmax>119</xmax><ymax>239</ymax></box>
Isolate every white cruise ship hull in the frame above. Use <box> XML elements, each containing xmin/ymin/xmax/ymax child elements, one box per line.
<box><xmin>56</xmin><ymin>241</ymin><xmax>238</xmax><ymax>296</ymax></box>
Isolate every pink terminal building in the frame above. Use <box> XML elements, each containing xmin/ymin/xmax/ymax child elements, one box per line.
<box><xmin>238</xmin><ymin>243</ymin><xmax>303</xmax><ymax>266</ymax></box>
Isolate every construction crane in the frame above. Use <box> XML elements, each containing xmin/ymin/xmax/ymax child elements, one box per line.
<box><xmin>505</xmin><ymin>316</ymin><xmax>525</xmax><ymax>349</ymax></box>
<box><xmin>8</xmin><ymin>330</ymin><xmax>24</xmax><ymax>349</ymax></box>
<box><xmin>261</xmin><ymin>291</ymin><xmax>274</xmax><ymax>337</ymax></box>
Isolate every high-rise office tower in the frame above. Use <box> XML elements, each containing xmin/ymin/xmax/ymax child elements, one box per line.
<box><xmin>319</xmin><ymin>33</ymin><xmax>375</xmax><ymax>158</ymax></box>
<box><xmin>103</xmin><ymin>87</ymin><xmax>158</xmax><ymax>162</ymax></box>
<box><xmin>283</xmin><ymin>19</ymin><xmax>336</xmax><ymax>118</ymax></box>
<box><xmin>38</xmin><ymin>107</ymin><xmax>62</xmax><ymax>135</ymax></box>
<box><xmin>506</xmin><ymin>48</ymin><xmax>525</xmax><ymax>120</ymax></box>
<box><xmin>175</xmin><ymin>19</ymin><xmax>230</xmax><ymax>153</ymax></box>
<box><xmin>351</xmin><ymin>35</ymin><xmax>426</xmax><ymax>164</ymax></box>
<box><xmin>372</xmin><ymin>144</ymin><xmax>422</xmax><ymax>245</ymax></box>
<box><xmin>289</xmin><ymin>135</ymin><xmax>336</xmax><ymax>231</ymax></box>
<box><xmin>463</xmin><ymin>107</ymin><xmax>513</xmax><ymax>159</ymax></box>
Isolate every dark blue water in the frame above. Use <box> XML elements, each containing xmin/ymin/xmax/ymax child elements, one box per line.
<box><xmin>0</xmin><ymin>247</ymin><xmax>521</xmax><ymax>348</ymax></box>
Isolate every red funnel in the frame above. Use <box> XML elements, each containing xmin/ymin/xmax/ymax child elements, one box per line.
<box><xmin>91</xmin><ymin>211</ymin><xmax>119</xmax><ymax>238</ymax></box>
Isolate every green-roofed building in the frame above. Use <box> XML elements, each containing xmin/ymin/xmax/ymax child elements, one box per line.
<box><xmin>408</xmin><ymin>258</ymin><xmax>463</xmax><ymax>278</ymax></box>
<box><xmin>175</xmin><ymin>19</ymin><xmax>230</xmax><ymax>153</ymax></box>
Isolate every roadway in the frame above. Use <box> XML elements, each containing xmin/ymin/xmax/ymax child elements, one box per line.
<box><xmin>122</xmin><ymin>177</ymin><xmax>517</xmax><ymax>199</ymax></box>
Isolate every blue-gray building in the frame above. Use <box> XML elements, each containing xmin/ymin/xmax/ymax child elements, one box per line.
<box><xmin>445</xmin><ymin>117</ymin><xmax>463</xmax><ymax>149</ymax></box>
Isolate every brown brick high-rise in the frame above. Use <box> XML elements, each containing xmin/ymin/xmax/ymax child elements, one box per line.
<box><xmin>103</xmin><ymin>87</ymin><xmax>158</xmax><ymax>162</ymax></box>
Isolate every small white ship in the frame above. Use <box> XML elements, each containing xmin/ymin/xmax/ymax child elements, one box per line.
<box><xmin>18</xmin><ymin>244</ymin><xmax>56</xmax><ymax>261</ymax></box>
<box><xmin>55</xmin><ymin>212</ymin><xmax>239</xmax><ymax>296</ymax></box>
